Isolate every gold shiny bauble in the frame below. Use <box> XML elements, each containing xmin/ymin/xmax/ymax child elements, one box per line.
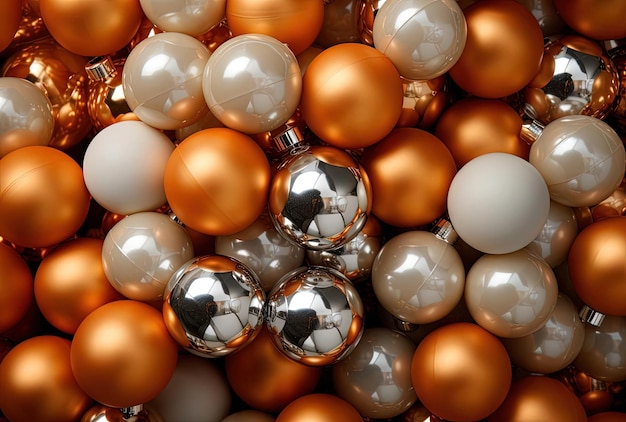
<box><xmin>276</xmin><ymin>393</ymin><xmax>363</xmax><ymax>422</ymax></box>
<box><xmin>164</xmin><ymin>128</ymin><xmax>271</xmax><ymax>236</ymax></box>
<box><xmin>300</xmin><ymin>42</ymin><xmax>404</xmax><ymax>149</ymax></box>
<box><xmin>226</xmin><ymin>0</ymin><xmax>324</xmax><ymax>55</ymax></box>
<box><xmin>434</xmin><ymin>97</ymin><xmax>529</xmax><ymax>168</ymax></box>
<box><xmin>70</xmin><ymin>300</ymin><xmax>179</xmax><ymax>408</ymax></box>
<box><xmin>5</xmin><ymin>1</ymin><xmax>49</xmax><ymax>55</ymax></box>
<box><xmin>553</xmin><ymin>0</ymin><xmax>626</xmax><ymax>41</ymax></box>
<box><xmin>448</xmin><ymin>0</ymin><xmax>544</xmax><ymax>99</ymax></box>
<box><xmin>488</xmin><ymin>375</ymin><xmax>588</xmax><ymax>422</ymax></box>
<box><xmin>0</xmin><ymin>146</ymin><xmax>91</xmax><ymax>248</ymax></box>
<box><xmin>34</xmin><ymin>238</ymin><xmax>123</xmax><ymax>334</ymax></box>
<box><xmin>0</xmin><ymin>0</ymin><xmax>21</xmax><ymax>53</ymax></box>
<box><xmin>0</xmin><ymin>243</ymin><xmax>33</xmax><ymax>334</ymax></box>
<box><xmin>360</xmin><ymin>127</ymin><xmax>457</xmax><ymax>228</ymax></box>
<box><xmin>0</xmin><ymin>335</ymin><xmax>93</xmax><ymax>422</ymax></box>
<box><xmin>568</xmin><ymin>216</ymin><xmax>626</xmax><ymax>316</ymax></box>
<box><xmin>225</xmin><ymin>327</ymin><xmax>322</xmax><ymax>412</ymax></box>
<box><xmin>39</xmin><ymin>0</ymin><xmax>143</xmax><ymax>57</ymax></box>
<box><xmin>411</xmin><ymin>322</ymin><xmax>512</xmax><ymax>421</ymax></box>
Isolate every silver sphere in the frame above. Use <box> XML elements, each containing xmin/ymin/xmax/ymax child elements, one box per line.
<box><xmin>163</xmin><ymin>255</ymin><xmax>266</xmax><ymax>357</ymax></box>
<box><xmin>265</xmin><ymin>266</ymin><xmax>365</xmax><ymax>366</ymax></box>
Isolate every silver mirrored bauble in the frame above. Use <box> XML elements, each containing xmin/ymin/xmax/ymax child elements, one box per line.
<box><xmin>265</xmin><ymin>266</ymin><xmax>365</xmax><ymax>366</ymax></box>
<box><xmin>163</xmin><ymin>255</ymin><xmax>265</xmax><ymax>357</ymax></box>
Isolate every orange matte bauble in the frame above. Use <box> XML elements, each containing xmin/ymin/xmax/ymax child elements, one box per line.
<box><xmin>589</xmin><ymin>412</ymin><xmax>626</xmax><ymax>422</ymax></box>
<box><xmin>34</xmin><ymin>238</ymin><xmax>124</xmax><ymax>335</ymax></box>
<box><xmin>164</xmin><ymin>128</ymin><xmax>271</xmax><ymax>236</ymax></box>
<box><xmin>360</xmin><ymin>127</ymin><xmax>457</xmax><ymax>228</ymax></box>
<box><xmin>434</xmin><ymin>97</ymin><xmax>530</xmax><ymax>168</ymax></box>
<box><xmin>70</xmin><ymin>300</ymin><xmax>178</xmax><ymax>408</ymax></box>
<box><xmin>39</xmin><ymin>0</ymin><xmax>143</xmax><ymax>57</ymax></box>
<box><xmin>0</xmin><ymin>0</ymin><xmax>21</xmax><ymax>53</ymax></box>
<box><xmin>300</xmin><ymin>43</ymin><xmax>404</xmax><ymax>149</ymax></box>
<box><xmin>276</xmin><ymin>393</ymin><xmax>363</xmax><ymax>422</ymax></box>
<box><xmin>226</xmin><ymin>0</ymin><xmax>323</xmax><ymax>55</ymax></box>
<box><xmin>0</xmin><ymin>336</ymin><xmax>93</xmax><ymax>422</ymax></box>
<box><xmin>225</xmin><ymin>326</ymin><xmax>322</xmax><ymax>413</ymax></box>
<box><xmin>568</xmin><ymin>216</ymin><xmax>626</xmax><ymax>316</ymax></box>
<box><xmin>488</xmin><ymin>375</ymin><xmax>587</xmax><ymax>422</ymax></box>
<box><xmin>448</xmin><ymin>0</ymin><xmax>544</xmax><ymax>99</ymax></box>
<box><xmin>0</xmin><ymin>243</ymin><xmax>33</xmax><ymax>334</ymax></box>
<box><xmin>410</xmin><ymin>322</ymin><xmax>512</xmax><ymax>422</ymax></box>
<box><xmin>0</xmin><ymin>146</ymin><xmax>91</xmax><ymax>248</ymax></box>
<box><xmin>553</xmin><ymin>0</ymin><xmax>626</xmax><ymax>41</ymax></box>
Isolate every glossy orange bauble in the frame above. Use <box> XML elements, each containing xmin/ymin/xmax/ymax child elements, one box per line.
<box><xmin>553</xmin><ymin>0</ymin><xmax>626</xmax><ymax>41</ymax></box>
<box><xmin>276</xmin><ymin>393</ymin><xmax>362</xmax><ymax>422</ymax></box>
<box><xmin>448</xmin><ymin>0</ymin><xmax>544</xmax><ymax>99</ymax></box>
<box><xmin>39</xmin><ymin>0</ymin><xmax>143</xmax><ymax>57</ymax></box>
<box><xmin>360</xmin><ymin>127</ymin><xmax>456</xmax><ymax>228</ymax></box>
<box><xmin>0</xmin><ymin>0</ymin><xmax>21</xmax><ymax>52</ymax></box>
<box><xmin>0</xmin><ymin>243</ymin><xmax>33</xmax><ymax>334</ymax></box>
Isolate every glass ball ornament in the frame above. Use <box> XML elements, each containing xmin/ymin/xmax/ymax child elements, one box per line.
<box><xmin>269</xmin><ymin>145</ymin><xmax>372</xmax><ymax>251</ymax></box>
<box><xmin>357</xmin><ymin>0</ymin><xmax>387</xmax><ymax>46</ymax></box>
<box><xmin>372</xmin><ymin>0</ymin><xmax>467</xmax><ymax>81</ymax></box>
<box><xmin>574</xmin><ymin>315</ymin><xmax>626</xmax><ymax>383</ymax></box>
<box><xmin>606</xmin><ymin>39</ymin><xmax>626</xmax><ymax>134</ymax></box>
<box><xmin>397</xmin><ymin>75</ymin><xmax>450</xmax><ymax>129</ymax></box>
<box><xmin>315</xmin><ymin>0</ymin><xmax>361</xmax><ymax>48</ymax></box>
<box><xmin>202</xmin><ymin>33</ymin><xmax>302</xmax><ymax>134</ymax></box>
<box><xmin>122</xmin><ymin>31</ymin><xmax>211</xmax><ymax>130</ymax></box>
<box><xmin>517</xmin><ymin>0</ymin><xmax>568</xmax><ymax>37</ymax></box>
<box><xmin>80</xmin><ymin>404</ymin><xmax>161</xmax><ymax>422</ymax></box>
<box><xmin>163</xmin><ymin>254</ymin><xmax>266</xmax><ymax>357</ymax></box>
<box><xmin>553</xmin><ymin>0</ymin><xmax>626</xmax><ymax>41</ymax></box>
<box><xmin>265</xmin><ymin>266</ymin><xmax>365</xmax><ymax>366</ymax></box>
<box><xmin>0</xmin><ymin>0</ymin><xmax>20</xmax><ymax>53</ymax></box>
<box><xmin>557</xmin><ymin>365</ymin><xmax>626</xmax><ymax>416</ymax></box>
<box><xmin>139</xmin><ymin>0</ymin><xmax>226</xmax><ymax>37</ymax></box>
<box><xmin>0</xmin><ymin>242</ymin><xmax>34</xmax><ymax>334</ymax></box>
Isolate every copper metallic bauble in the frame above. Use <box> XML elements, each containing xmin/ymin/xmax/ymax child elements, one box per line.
<box><xmin>315</xmin><ymin>0</ymin><xmax>361</xmax><ymax>48</ymax></box>
<box><xmin>517</xmin><ymin>0</ymin><xmax>568</xmax><ymax>37</ymax></box>
<box><xmin>276</xmin><ymin>393</ymin><xmax>363</xmax><ymax>422</ymax></box>
<box><xmin>398</xmin><ymin>76</ymin><xmax>450</xmax><ymax>130</ymax></box>
<box><xmin>0</xmin><ymin>0</ymin><xmax>21</xmax><ymax>52</ymax></box>
<box><xmin>553</xmin><ymin>0</ymin><xmax>626</xmax><ymax>41</ymax></box>
<box><xmin>0</xmin><ymin>242</ymin><xmax>33</xmax><ymax>334</ymax></box>
<box><xmin>558</xmin><ymin>365</ymin><xmax>624</xmax><ymax>415</ymax></box>
<box><xmin>574</xmin><ymin>315</ymin><xmax>626</xmax><ymax>382</ymax></box>
<box><xmin>80</xmin><ymin>404</ymin><xmax>163</xmax><ymax>422</ymax></box>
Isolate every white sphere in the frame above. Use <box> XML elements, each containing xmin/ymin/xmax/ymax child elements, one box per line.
<box><xmin>83</xmin><ymin>120</ymin><xmax>174</xmax><ymax>215</ymax></box>
<box><xmin>447</xmin><ymin>153</ymin><xmax>550</xmax><ymax>254</ymax></box>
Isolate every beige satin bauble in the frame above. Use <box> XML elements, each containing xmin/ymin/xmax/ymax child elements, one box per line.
<box><xmin>574</xmin><ymin>315</ymin><xmax>626</xmax><ymax>382</ymax></box>
<box><xmin>553</xmin><ymin>0</ymin><xmax>626</xmax><ymax>41</ymax></box>
<box><xmin>0</xmin><ymin>243</ymin><xmax>33</xmax><ymax>334</ymax></box>
<box><xmin>276</xmin><ymin>394</ymin><xmax>363</xmax><ymax>422</ymax></box>
<box><xmin>139</xmin><ymin>0</ymin><xmax>226</xmax><ymax>37</ymax></box>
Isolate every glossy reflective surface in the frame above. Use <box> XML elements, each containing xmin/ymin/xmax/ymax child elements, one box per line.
<box><xmin>139</xmin><ymin>0</ymin><xmax>226</xmax><ymax>36</ymax></box>
<box><xmin>265</xmin><ymin>266</ymin><xmax>364</xmax><ymax>366</ymax></box>
<box><xmin>86</xmin><ymin>56</ymin><xmax>134</xmax><ymax>131</ymax></box>
<box><xmin>525</xmin><ymin>200</ymin><xmax>578</xmax><ymax>268</ymax></box>
<box><xmin>574</xmin><ymin>316</ymin><xmax>626</xmax><ymax>383</ymax></box>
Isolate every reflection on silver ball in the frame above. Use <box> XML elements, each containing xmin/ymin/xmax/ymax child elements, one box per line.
<box><xmin>265</xmin><ymin>266</ymin><xmax>364</xmax><ymax>366</ymax></box>
<box><xmin>269</xmin><ymin>145</ymin><xmax>372</xmax><ymax>251</ymax></box>
<box><xmin>163</xmin><ymin>255</ymin><xmax>265</xmax><ymax>357</ymax></box>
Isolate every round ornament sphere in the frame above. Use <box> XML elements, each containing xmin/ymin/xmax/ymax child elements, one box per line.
<box><xmin>529</xmin><ymin>115</ymin><xmax>625</xmax><ymax>208</ymax></box>
<box><xmin>300</xmin><ymin>42</ymin><xmax>403</xmax><ymax>149</ymax></box>
<box><xmin>265</xmin><ymin>266</ymin><xmax>365</xmax><ymax>366</ymax></box>
<box><xmin>371</xmin><ymin>230</ymin><xmax>465</xmax><ymax>325</ymax></box>
<box><xmin>0</xmin><ymin>0</ymin><xmax>20</xmax><ymax>53</ymax></box>
<box><xmin>589</xmin><ymin>413</ymin><xmax>626</xmax><ymax>422</ymax></box>
<box><xmin>222</xmin><ymin>410</ymin><xmax>275</xmax><ymax>422</ymax></box>
<box><xmin>553</xmin><ymin>0</ymin><xmax>626</xmax><ymax>41</ymax></box>
<box><xmin>0</xmin><ymin>77</ymin><xmax>54</xmax><ymax>158</ymax></box>
<box><xmin>447</xmin><ymin>152</ymin><xmax>550</xmax><ymax>254</ymax></box>
<box><xmin>163</xmin><ymin>127</ymin><xmax>271</xmax><ymax>236</ymax></box>
<box><xmin>269</xmin><ymin>145</ymin><xmax>371</xmax><ymax>251</ymax></box>
<box><xmin>373</xmin><ymin>0</ymin><xmax>467</xmax><ymax>81</ymax></box>
<box><xmin>0</xmin><ymin>145</ymin><xmax>90</xmax><ymax>248</ymax></box>
<box><xmin>202</xmin><ymin>33</ymin><xmax>302</xmax><ymax>134</ymax></box>
<box><xmin>276</xmin><ymin>393</ymin><xmax>362</xmax><ymax>422</ymax></box>
<box><xmin>140</xmin><ymin>0</ymin><xmax>226</xmax><ymax>37</ymax></box>
<box><xmin>225</xmin><ymin>0</ymin><xmax>324</xmax><ymax>55</ymax></box>
<box><xmin>102</xmin><ymin>212</ymin><xmax>195</xmax><ymax>302</ymax></box>
<box><xmin>122</xmin><ymin>31</ymin><xmax>211</xmax><ymax>130</ymax></box>
<box><xmin>574</xmin><ymin>315</ymin><xmax>626</xmax><ymax>382</ymax></box>
<box><xmin>448</xmin><ymin>0</ymin><xmax>544</xmax><ymax>99</ymax></box>
<box><xmin>360</xmin><ymin>127</ymin><xmax>457</xmax><ymax>228</ymax></box>
<box><xmin>83</xmin><ymin>120</ymin><xmax>174</xmax><ymax>215</ymax></box>
<box><xmin>163</xmin><ymin>254</ymin><xmax>266</xmax><ymax>357</ymax></box>
<box><xmin>39</xmin><ymin>0</ymin><xmax>143</xmax><ymax>57</ymax></box>
<box><xmin>411</xmin><ymin>322</ymin><xmax>512</xmax><ymax>422</ymax></box>
<box><xmin>0</xmin><ymin>243</ymin><xmax>33</xmax><ymax>334</ymax></box>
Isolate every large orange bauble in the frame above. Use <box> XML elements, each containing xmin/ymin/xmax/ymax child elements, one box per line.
<box><xmin>0</xmin><ymin>243</ymin><xmax>33</xmax><ymax>334</ymax></box>
<box><xmin>448</xmin><ymin>0</ymin><xmax>544</xmax><ymax>99</ymax></box>
<box><xmin>0</xmin><ymin>0</ymin><xmax>21</xmax><ymax>53</ymax></box>
<box><xmin>589</xmin><ymin>412</ymin><xmax>626</xmax><ymax>422</ymax></box>
<box><xmin>300</xmin><ymin>43</ymin><xmax>403</xmax><ymax>149</ymax></box>
<box><xmin>276</xmin><ymin>393</ymin><xmax>362</xmax><ymax>422</ymax></box>
<box><xmin>553</xmin><ymin>0</ymin><xmax>626</xmax><ymax>41</ymax></box>
<box><xmin>164</xmin><ymin>128</ymin><xmax>271</xmax><ymax>236</ymax></box>
<box><xmin>360</xmin><ymin>127</ymin><xmax>457</xmax><ymax>228</ymax></box>
<box><xmin>0</xmin><ymin>146</ymin><xmax>91</xmax><ymax>248</ymax></box>
<box><xmin>411</xmin><ymin>322</ymin><xmax>512</xmax><ymax>421</ymax></box>
<box><xmin>39</xmin><ymin>0</ymin><xmax>143</xmax><ymax>57</ymax></box>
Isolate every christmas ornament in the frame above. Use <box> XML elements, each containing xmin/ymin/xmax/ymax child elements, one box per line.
<box><xmin>139</xmin><ymin>0</ymin><xmax>226</xmax><ymax>37</ymax></box>
<box><xmin>357</xmin><ymin>0</ymin><xmax>385</xmax><ymax>46</ymax></box>
<box><xmin>411</xmin><ymin>322</ymin><xmax>512</xmax><ymax>421</ymax></box>
<box><xmin>518</xmin><ymin>0</ymin><xmax>567</xmax><ymax>37</ymax></box>
<box><xmin>553</xmin><ymin>0</ymin><xmax>626</xmax><ymax>41</ymax></box>
<box><xmin>397</xmin><ymin>76</ymin><xmax>450</xmax><ymax>129</ymax></box>
<box><xmin>575</xmin><ymin>315</ymin><xmax>626</xmax><ymax>382</ymax></box>
<box><xmin>589</xmin><ymin>413</ymin><xmax>626</xmax><ymax>422</ymax></box>
<box><xmin>81</xmin><ymin>404</ymin><xmax>162</xmax><ymax>422</ymax></box>
<box><xmin>606</xmin><ymin>39</ymin><xmax>626</xmax><ymax>134</ymax></box>
<box><xmin>221</xmin><ymin>410</ymin><xmax>275</xmax><ymax>422</ymax></box>
<box><xmin>265</xmin><ymin>266</ymin><xmax>364</xmax><ymax>366</ymax></box>
<box><xmin>0</xmin><ymin>242</ymin><xmax>33</xmax><ymax>334</ymax></box>
<box><xmin>275</xmin><ymin>393</ymin><xmax>362</xmax><ymax>422</ymax></box>
<box><xmin>0</xmin><ymin>0</ymin><xmax>20</xmax><ymax>52</ymax></box>
<box><xmin>162</xmin><ymin>254</ymin><xmax>266</xmax><ymax>357</ymax></box>
<box><xmin>315</xmin><ymin>0</ymin><xmax>361</xmax><ymax>48</ymax></box>
<box><xmin>558</xmin><ymin>365</ymin><xmax>624</xmax><ymax>415</ymax></box>
<box><xmin>591</xmin><ymin>180</ymin><xmax>626</xmax><ymax>221</ymax></box>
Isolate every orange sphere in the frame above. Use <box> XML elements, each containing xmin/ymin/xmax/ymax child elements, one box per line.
<box><xmin>39</xmin><ymin>0</ymin><xmax>143</xmax><ymax>57</ymax></box>
<box><xmin>448</xmin><ymin>0</ymin><xmax>544</xmax><ymax>99</ymax></box>
<box><xmin>360</xmin><ymin>127</ymin><xmax>457</xmax><ymax>228</ymax></box>
<box><xmin>276</xmin><ymin>393</ymin><xmax>362</xmax><ymax>422</ymax></box>
<box><xmin>226</xmin><ymin>0</ymin><xmax>324</xmax><ymax>55</ymax></box>
<box><xmin>434</xmin><ymin>98</ymin><xmax>530</xmax><ymax>168</ymax></box>
<box><xmin>70</xmin><ymin>300</ymin><xmax>178</xmax><ymax>408</ymax></box>
<box><xmin>300</xmin><ymin>43</ymin><xmax>404</xmax><ymax>149</ymax></box>
<box><xmin>411</xmin><ymin>322</ymin><xmax>512</xmax><ymax>422</ymax></box>
<box><xmin>34</xmin><ymin>238</ymin><xmax>124</xmax><ymax>334</ymax></box>
<box><xmin>589</xmin><ymin>412</ymin><xmax>626</xmax><ymax>422</ymax></box>
<box><xmin>0</xmin><ymin>243</ymin><xmax>33</xmax><ymax>333</ymax></box>
<box><xmin>0</xmin><ymin>336</ymin><xmax>93</xmax><ymax>422</ymax></box>
<box><xmin>553</xmin><ymin>0</ymin><xmax>626</xmax><ymax>41</ymax></box>
<box><xmin>0</xmin><ymin>0</ymin><xmax>21</xmax><ymax>52</ymax></box>
<box><xmin>488</xmin><ymin>375</ymin><xmax>587</xmax><ymax>422</ymax></box>
<box><xmin>568</xmin><ymin>217</ymin><xmax>626</xmax><ymax>316</ymax></box>
<box><xmin>164</xmin><ymin>128</ymin><xmax>271</xmax><ymax>236</ymax></box>
<box><xmin>0</xmin><ymin>146</ymin><xmax>91</xmax><ymax>248</ymax></box>
<box><xmin>225</xmin><ymin>327</ymin><xmax>322</xmax><ymax>412</ymax></box>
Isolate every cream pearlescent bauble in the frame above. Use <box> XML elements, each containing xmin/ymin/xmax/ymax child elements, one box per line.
<box><xmin>139</xmin><ymin>0</ymin><xmax>226</xmax><ymax>37</ymax></box>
